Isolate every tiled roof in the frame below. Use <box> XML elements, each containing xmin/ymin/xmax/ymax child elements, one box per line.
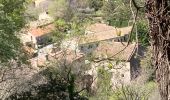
<box><xmin>29</xmin><ymin>24</ymin><xmax>55</xmax><ymax>37</ymax></box>
<box><xmin>79</xmin><ymin>26</ymin><xmax>132</xmax><ymax>44</ymax></box>
<box><xmin>86</xmin><ymin>23</ymin><xmax>115</xmax><ymax>33</ymax></box>
<box><xmin>80</xmin><ymin>30</ymin><xmax>117</xmax><ymax>44</ymax></box>
<box><xmin>93</xmin><ymin>42</ymin><xmax>137</xmax><ymax>61</ymax></box>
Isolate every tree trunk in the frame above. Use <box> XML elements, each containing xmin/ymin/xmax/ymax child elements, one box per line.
<box><xmin>146</xmin><ymin>0</ymin><xmax>170</xmax><ymax>100</ymax></box>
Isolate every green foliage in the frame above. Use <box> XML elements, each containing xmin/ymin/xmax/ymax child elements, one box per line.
<box><xmin>131</xmin><ymin>20</ymin><xmax>149</xmax><ymax>47</ymax></box>
<box><xmin>55</xmin><ymin>19</ymin><xmax>70</xmax><ymax>32</ymax></box>
<box><xmin>140</xmin><ymin>48</ymin><xmax>155</xmax><ymax>81</ymax></box>
<box><xmin>110</xmin><ymin>82</ymin><xmax>156</xmax><ymax>100</ymax></box>
<box><xmin>52</xmin><ymin>19</ymin><xmax>68</xmax><ymax>43</ymax></box>
<box><xmin>101</xmin><ymin>0</ymin><xmax>145</xmax><ymax>27</ymax></box>
<box><xmin>49</xmin><ymin>0</ymin><xmax>74</xmax><ymax>21</ymax></box>
<box><xmin>70</xmin><ymin>16</ymin><xmax>93</xmax><ymax>36</ymax></box>
<box><xmin>102</xmin><ymin>0</ymin><xmax>131</xmax><ymax>27</ymax></box>
<box><xmin>53</xmin><ymin>16</ymin><xmax>93</xmax><ymax>43</ymax></box>
<box><xmin>0</xmin><ymin>0</ymin><xmax>26</xmax><ymax>62</ymax></box>
<box><xmin>88</xmin><ymin>0</ymin><xmax>104</xmax><ymax>11</ymax></box>
<box><xmin>25</xmin><ymin>1</ymin><xmax>41</xmax><ymax>20</ymax></box>
<box><xmin>90</xmin><ymin>67</ymin><xmax>112</xmax><ymax>100</ymax></box>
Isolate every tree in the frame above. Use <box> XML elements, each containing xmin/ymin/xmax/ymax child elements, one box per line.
<box><xmin>48</xmin><ymin>0</ymin><xmax>74</xmax><ymax>21</ymax></box>
<box><xmin>102</xmin><ymin>0</ymin><xmax>131</xmax><ymax>27</ymax></box>
<box><xmin>6</xmin><ymin>54</ymin><xmax>92</xmax><ymax>100</ymax></box>
<box><xmin>0</xmin><ymin>0</ymin><xmax>26</xmax><ymax>63</ymax></box>
<box><xmin>7</xmin><ymin>67</ymin><xmax>88</xmax><ymax>100</ymax></box>
<box><xmin>144</xmin><ymin>0</ymin><xmax>169</xmax><ymax>99</ymax></box>
<box><xmin>131</xmin><ymin>20</ymin><xmax>149</xmax><ymax>47</ymax></box>
<box><xmin>88</xmin><ymin>0</ymin><xmax>104</xmax><ymax>11</ymax></box>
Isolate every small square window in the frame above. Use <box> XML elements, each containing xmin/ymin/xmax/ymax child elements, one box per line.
<box><xmin>121</xmin><ymin>74</ymin><xmax>124</xmax><ymax>77</ymax></box>
<box><xmin>96</xmin><ymin>43</ymin><xmax>99</xmax><ymax>47</ymax></box>
<box><xmin>88</xmin><ymin>45</ymin><xmax>93</xmax><ymax>49</ymax></box>
<box><xmin>81</xmin><ymin>46</ymin><xmax>84</xmax><ymax>50</ymax></box>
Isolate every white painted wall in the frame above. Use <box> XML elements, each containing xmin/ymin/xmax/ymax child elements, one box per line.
<box><xmin>20</xmin><ymin>33</ymin><xmax>32</xmax><ymax>44</ymax></box>
<box><xmin>38</xmin><ymin>12</ymin><xmax>54</xmax><ymax>21</ymax></box>
<box><xmin>28</xmin><ymin>32</ymin><xmax>37</xmax><ymax>44</ymax></box>
<box><xmin>20</xmin><ymin>31</ymin><xmax>38</xmax><ymax>49</ymax></box>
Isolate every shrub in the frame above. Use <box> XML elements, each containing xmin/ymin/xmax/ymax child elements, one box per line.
<box><xmin>110</xmin><ymin>82</ymin><xmax>156</xmax><ymax>100</ymax></box>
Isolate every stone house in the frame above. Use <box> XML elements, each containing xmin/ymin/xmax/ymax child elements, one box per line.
<box><xmin>20</xmin><ymin>24</ymin><xmax>55</xmax><ymax>50</ymax></box>
<box><xmin>78</xmin><ymin>23</ymin><xmax>132</xmax><ymax>54</ymax></box>
<box><xmin>86</xmin><ymin>41</ymin><xmax>138</xmax><ymax>90</ymax></box>
<box><xmin>61</xmin><ymin>23</ymin><xmax>132</xmax><ymax>55</ymax></box>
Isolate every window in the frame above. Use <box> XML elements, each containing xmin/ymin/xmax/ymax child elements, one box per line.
<box><xmin>96</xmin><ymin>43</ymin><xmax>99</xmax><ymax>47</ymax></box>
<box><xmin>121</xmin><ymin>74</ymin><xmax>124</xmax><ymax>77</ymax></box>
<box><xmin>26</xmin><ymin>42</ymin><xmax>33</xmax><ymax>48</ymax></box>
<box><xmin>81</xmin><ymin>46</ymin><xmax>84</xmax><ymax>50</ymax></box>
<box><xmin>124</xmin><ymin>36</ymin><xmax>126</xmax><ymax>41</ymax></box>
<box><xmin>46</xmin><ymin>55</ymin><xmax>49</xmax><ymax>61</ymax></box>
<box><xmin>33</xmin><ymin>2</ymin><xmax>35</xmax><ymax>7</ymax></box>
<box><xmin>88</xmin><ymin>44</ymin><xmax>93</xmax><ymax>49</ymax></box>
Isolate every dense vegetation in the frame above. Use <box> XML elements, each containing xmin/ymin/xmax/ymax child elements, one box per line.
<box><xmin>1</xmin><ymin>0</ymin><xmax>169</xmax><ymax>100</ymax></box>
<box><xmin>0</xmin><ymin>0</ymin><xmax>26</xmax><ymax>62</ymax></box>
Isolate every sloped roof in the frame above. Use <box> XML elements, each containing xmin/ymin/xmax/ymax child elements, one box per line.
<box><xmin>80</xmin><ymin>30</ymin><xmax>117</xmax><ymax>44</ymax></box>
<box><xmin>86</xmin><ymin>23</ymin><xmax>115</xmax><ymax>33</ymax></box>
<box><xmin>29</xmin><ymin>24</ymin><xmax>55</xmax><ymax>37</ymax></box>
<box><xmin>93</xmin><ymin>42</ymin><xmax>137</xmax><ymax>61</ymax></box>
<box><xmin>79</xmin><ymin>26</ymin><xmax>132</xmax><ymax>44</ymax></box>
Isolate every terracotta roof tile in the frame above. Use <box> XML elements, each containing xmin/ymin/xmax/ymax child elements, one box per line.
<box><xmin>29</xmin><ymin>24</ymin><xmax>55</xmax><ymax>37</ymax></box>
<box><xmin>80</xmin><ymin>26</ymin><xmax>132</xmax><ymax>44</ymax></box>
<box><xmin>86</xmin><ymin>23</ymin><xmax>115</xmax><ymax>33</ymax></box>
<box><xmin>93</xmin><ymin>42</ymin><xmax>137</xmax><ymax>61</ymax></box>
<box><xmin>80</xmin><ymin>30</ymin><xmax>117</xmax><ymax>44</ymax></box>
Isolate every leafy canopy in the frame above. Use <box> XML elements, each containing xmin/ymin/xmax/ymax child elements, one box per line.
<box><xmin>0</xmin><ymin>0</ymin><xmax>26</xmax><ymax>62</ymax></box>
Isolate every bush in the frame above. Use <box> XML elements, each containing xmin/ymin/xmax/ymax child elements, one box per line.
<box><xmin>8</xmin><ymin>67</ymin><xmax>88</xmax><ymax>100</ymax></box>
<box><xmin>140</xmin><ymin>47</ymin><xmax>155</xmax><ymax>81</ymax></box>
<box><xmin>89</xmin><ymin>67</ymin><xmax>112</xmax><ymax>100</ymax></box>
<box><xmin>110</xmin><ymin>82</ymin><xmax>156</xmax><ymax>100</ymax></box>
<box><xmin>131</xmin><ymin>20</ymin><xmax>149</xmax><ymax>47</ymax></box>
